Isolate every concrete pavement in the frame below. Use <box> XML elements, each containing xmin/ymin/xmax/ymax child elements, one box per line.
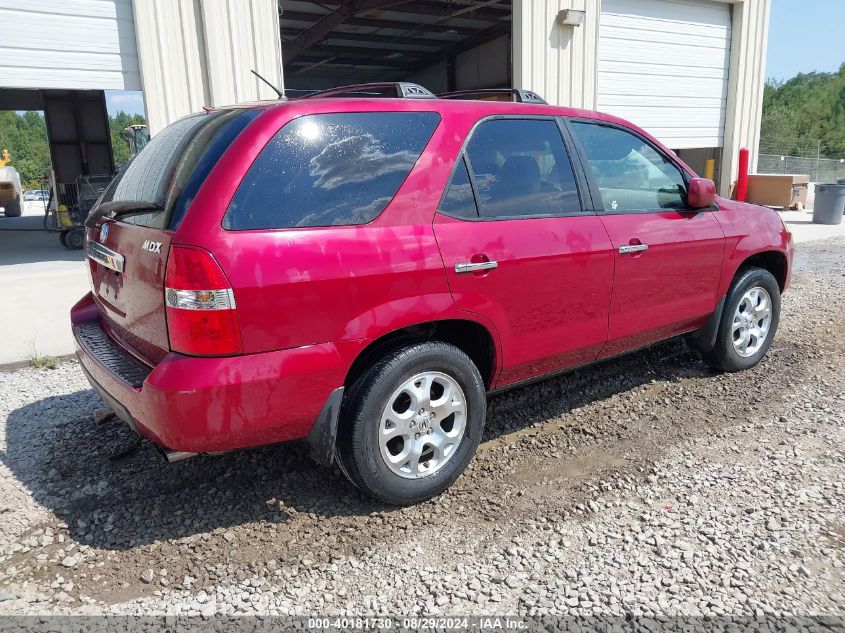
<box><xmin>1</xmin><ymin>204</ymin><xmax>843</xmax><ymax>366</ymax></box>
<box><xmin>778</xmin><ymin>209</ymin><xmax>845</xmax><ymax>243</ymax></box>
<box><xmin>1</xmin><ymin>202</ymin><xmax>87</xmax><ymax>365</ymax></box>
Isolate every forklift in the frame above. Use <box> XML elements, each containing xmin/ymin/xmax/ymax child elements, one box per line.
<box><xmin>44</xmin><ymin>123</ymin><xmax>149</xmax><ymax>249</ymax></box>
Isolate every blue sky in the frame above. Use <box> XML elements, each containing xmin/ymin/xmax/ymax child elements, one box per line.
<box><xmin>105</xmin><ymin>90</ymin><xmax>146</xmax><ymax>117</ymax></box>
<box><xmin>765</xmin><ymin>0</ymin><xmax>845</xmax><ymax>80</ymax></box>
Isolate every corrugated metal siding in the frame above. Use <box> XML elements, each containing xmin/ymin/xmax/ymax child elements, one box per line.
<box><xmin>132</xmin><ymin>0</ymin><xmax>207</xmax><ymax>135</ymax></box>
<box><xmin>133</xmin><ymin>0</ymin><xmax>283</xmax><ymax>135</ymax></box>
<box><xmin>201</xmin><ymin>0</ymin><xmax>284</xmax><ymax>105</ymax></box>
<box><xmin>598</xmin><ymin>0</ymin><xmax>731</xmax><ymax>149</ymax></box>
<box><xmin>0</xmin><ymin>0</ymin><xmax>140</xmax><ymax>90</ymax></box>
<box><xmin>721</xmin><ymin>0</ymin><xmax>770</xmax><ymax>195</ymax></box>
<box><xmin>513</xmin><ymin>0</ymin><xmax>601</xmax><ymax>109</ymax></box>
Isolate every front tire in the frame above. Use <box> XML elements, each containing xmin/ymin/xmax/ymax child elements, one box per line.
<box><xmin>336</xmin><ymin>341</ymin><xmax>486</xmax><ymax>505</ymax></box>
<box><xmin>700</xmin><ymin>267</ymin><xmax>781</xmax><ymax>372</ymax></box>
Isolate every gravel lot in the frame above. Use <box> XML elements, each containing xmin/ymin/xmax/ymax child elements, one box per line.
<box><xmin>0</xmin><ymin>238</ymin><xmax>843</xmax><ymax>617</ymax></box>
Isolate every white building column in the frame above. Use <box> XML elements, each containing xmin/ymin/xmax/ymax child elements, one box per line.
<box><xmin>132</xmin><ymin>0</ymin><xmax>283</xmax><ymax>135</ymax></box>
<box><xmin>721</xmin><ymin>0</ymin><xmax>771</xmax><ymax>197</ymax></box>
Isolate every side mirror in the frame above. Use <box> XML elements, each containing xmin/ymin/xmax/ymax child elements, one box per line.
<box><xmin>687</xmin><ymin>177</ymin><xmax>716</xmax><ymax>209</ymax></box>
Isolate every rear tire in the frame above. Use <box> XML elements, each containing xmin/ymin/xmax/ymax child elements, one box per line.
<box><xmin>336</xmin><ymin>341</ymin><xmax>486</xmax><ymax>505</ymax></box>
<box><xmin>3</xmin><ymin>197</ymin><xmax>21</xmax><ymax>217</ymax></box>
<box><xmin>699</xmin><ymin>267</ymin><xmax>780</xmax><ymax>372</ymax></box>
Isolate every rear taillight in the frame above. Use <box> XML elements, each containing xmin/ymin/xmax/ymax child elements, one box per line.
<box><xmin>164</xmin><ymin>245</ymin><xmax>242</xmax><ymax>356</ymax></box>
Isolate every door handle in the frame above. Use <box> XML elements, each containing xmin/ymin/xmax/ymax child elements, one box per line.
<box><xmin>618</xmin><ymin>243</ymin><xmax>649</xmax><ymax>255</ymax></box>
<box><xmin>455</xmin><ymin>260</ymin><xmax>498</xmax><ymax>274</ymax></box>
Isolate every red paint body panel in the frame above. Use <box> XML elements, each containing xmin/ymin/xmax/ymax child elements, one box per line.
<box><xmin>70</xmin><ymin>96</ymin><xmax>794</xmax><ymax>455</ymax></box>
<box><xmin>711</xmin><ymin>197</ymin><xmax>795</xmax><ymax>294</ymax></box>
<box><xmin>598</xmin><ymin>210</ymin><xmax>725</xmax><ymax>356</ymax></box>
<box><xmin>72</xmin><ymin>292</ymin><xmax>364</xmax><ymax>452</ymax></box>
<box><xmin>434</xmin><ymin>214</ymin><xmax>614</xmax><ymax>386</ymax></box>
<box><xmin>87</xmin><ymin>220</ymin><xmax>172</xmax><ymax>363</ymax></box>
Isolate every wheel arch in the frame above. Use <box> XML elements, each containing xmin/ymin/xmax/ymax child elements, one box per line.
<box><xmin>344</xmin><ymin>318</ymin><xmax>498</xmax><ymax>390</ymax></box>
<box><xmin>734</xmin><ymin>250</ymin><xmax>788</xmax><ymax>291</ymax></box>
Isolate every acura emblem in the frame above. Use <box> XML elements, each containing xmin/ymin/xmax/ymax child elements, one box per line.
<box><xmin>99</xmin><ymin>223</ymin><xmax>109</xmax><ymax>242</ymax></box>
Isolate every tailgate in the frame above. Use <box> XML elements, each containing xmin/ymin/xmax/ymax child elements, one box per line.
<box><xmin>87</xmin><ymin>219</ymin><xmax>172</xmax><ymax>361</ymax></box>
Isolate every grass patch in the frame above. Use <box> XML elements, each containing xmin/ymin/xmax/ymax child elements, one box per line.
<box><xmin>27</xmin><ymin>342</ymin><xmax>59</xmax><ymax>370</ymax></box>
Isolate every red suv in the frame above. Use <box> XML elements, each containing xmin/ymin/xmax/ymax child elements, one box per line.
<box><xmin>72</xmin><ymin>83</ymin><xmax>793</xmax><ymax>505</ymax></box>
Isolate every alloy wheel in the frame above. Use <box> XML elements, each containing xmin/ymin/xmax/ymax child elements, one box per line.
<box><xmin>378</xmin><ymin>371</ymin><xmax>467</xmax><ymax>479</ymax></box>
<box><xmin>732</xmin><ymin>286</ymin><xmax>772</xmax><ymax>357</ymax></box>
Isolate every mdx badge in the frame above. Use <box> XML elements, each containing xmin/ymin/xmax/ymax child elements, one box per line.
<box><xmin>142</xmin><ymin>240</ymin><xmax>163</xmax><ymax>254</ymax></box>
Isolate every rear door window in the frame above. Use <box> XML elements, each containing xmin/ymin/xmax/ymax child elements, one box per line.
<box><xmin>223</xmin><ymin>112</ymin><xmax>440</xmax><ymax>230</ymax></box>
<box><xmin>439</xmin><ymin>156</ymin><xmax>478</xmax><ymax>219</ymax></box>
<box><xmin>463</xmin><ymin>118</ymin><xmax>581</xmax><ymax>219</ymax></box>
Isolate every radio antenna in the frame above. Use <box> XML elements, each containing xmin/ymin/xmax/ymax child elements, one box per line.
<box><xmin>251</xmin><ymin>69</ymin><xmax>284</xmax><ymax>99</ymax></box>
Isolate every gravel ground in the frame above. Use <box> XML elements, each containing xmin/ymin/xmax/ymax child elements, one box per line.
<box><xmin>0</xmin><ymin>238</ymin><xmax>843</xmax><ymax>617</ymax></box>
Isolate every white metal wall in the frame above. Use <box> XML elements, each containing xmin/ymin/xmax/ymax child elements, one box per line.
<box><xmin>597</xmin><ymin>0</ymin><xmax>731</xmax><ymax>149</ymax></box>
<box><xmin>0</xmin><ymin>0</ymin><xmax>141</xmax><ymax>90</ymax></box>
<box><xmin>132</xmin><ymin>0</ymin><xmax>283</xmax><ymax>134</ymax></box>
<box><xmin>721</xmin><ymin>0</ymin><xmax>770</xmax><ymax>196</ymax></box>
<box><xmin>513</xmin><ymin>0</ymin><xmax>600</xmax><ymax>110</ymax></box>
<box><xmin>514</xmin><ymin>0</ymin><xmax>770</xmax><ymax>193</ymax></box>
<box><xmin>200</xmin><ymin>0</ymin><xmax>284</xmax><ymax>106</ymax></box>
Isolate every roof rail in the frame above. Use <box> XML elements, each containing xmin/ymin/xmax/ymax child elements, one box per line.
<box><xmin>437</xmin><ymin>89</ymin><xmax>548</xmax><ymax>105</ymax></box>
<box><xmin>301</xmin><ymin>82</ymin><xmax>435</xmax><ymax>100</ymax></box>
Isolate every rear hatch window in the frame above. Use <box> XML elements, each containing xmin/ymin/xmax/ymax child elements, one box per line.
<box><xmin>96</xmin><ymin>108</ymin><xmax>260</xmax><ymax>229</ymax></box>
<box><xmin>86</xmin><ymin>108</ymin><xmax>260</xmax><ymax>363</ymax></box>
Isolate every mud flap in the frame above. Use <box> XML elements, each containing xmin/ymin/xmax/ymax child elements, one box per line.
<box><xmin>306</xmin><ymin>387</ymin><xmax>345</xmax><ymax>466</ymax></box>
<box><xmin>689</xmin><ymin>296</ymin><xmax>726</xmax><ymax>352</ymax></box>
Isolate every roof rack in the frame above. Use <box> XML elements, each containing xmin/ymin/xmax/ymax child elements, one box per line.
<box><xmin>437</xmin><ymin>89</ymin><xmax>548</xmax><ymax>105</ymax></box>
<box><xmin>301</xmin><ymin>82</ymin><xmax>436</xmax><ymax>100</ymax></box>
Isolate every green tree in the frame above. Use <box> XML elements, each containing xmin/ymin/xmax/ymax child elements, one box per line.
<box><xmin>760</xmin><ymin>63</ymin><xmax>845</xmax><ymax>158</ymax></box>
<box><xmin>0</xmin><ymin>109</ymin><xmax>147</xmax><ymax>189</ymax></box>
<box><xmin>0</xmin><ymin>110</ymin><xmax>51</xmax><ymax>189</ymax></box>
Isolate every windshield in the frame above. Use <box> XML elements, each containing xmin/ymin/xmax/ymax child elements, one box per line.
<box><xmin>96</xmin><ymin>108</ymin><xmax>261</xmax><ymax>229</ymax></box>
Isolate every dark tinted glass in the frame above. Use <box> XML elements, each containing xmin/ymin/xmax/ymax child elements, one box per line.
<box><xmin>571</xmin><ymin>122</ymin><xmax>687</xmax><ymax>212</ymax></box>
<box><xmin>223</xmin><ymin>112</ymin><xmax>440</xmax><ymax>230</ymax></box>
<box><xmin>101</xmin><ymin>109</ymin><xmax>259</xmax><ymax>229</ymax></box>
<box><xmin>439</xmin><ymin>156</ymin><xmax>478</xmax><ymax>219</ymax></box>
<box><xmin>464</xmin><ymin>119</ymin><xmax>580</xmax><ymax>219</ymax></box>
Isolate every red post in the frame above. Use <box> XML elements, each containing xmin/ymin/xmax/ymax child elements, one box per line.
<box><xmin>736</xmin><ymin>147</ymin><xmax>750</xmax><ymax>201</ymax></box>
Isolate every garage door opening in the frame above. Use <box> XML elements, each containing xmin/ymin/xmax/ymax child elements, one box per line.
<box><xmin>597</xmin><ymin>0</ymin><xmax>732</xmax><ymax>186</ymax></box>
<box><xmin>280</xmin><ymin>1</ymin><xmax>513</xmax><ymax>96</ymax></box>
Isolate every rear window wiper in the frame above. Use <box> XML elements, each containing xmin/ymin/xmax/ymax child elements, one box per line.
<box><xmin>85</xmin><ymin>201</ymin><xmax>163</xmax><ymax>228</ymax></box>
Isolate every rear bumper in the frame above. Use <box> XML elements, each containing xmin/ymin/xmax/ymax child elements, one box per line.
<box><xmin>71</xmin><ymin>293</ymin><xmax>353</xmax><ymax>454</ymax></box>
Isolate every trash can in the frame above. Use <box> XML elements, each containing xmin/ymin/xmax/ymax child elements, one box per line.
<box><xmin>812</xmin><ymin>183</ymin><xmax>845</xmax><ymax>224</ymax></box>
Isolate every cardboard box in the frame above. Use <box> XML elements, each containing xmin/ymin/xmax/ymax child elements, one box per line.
<box><xmin>747</xmin><ymin>174</ymin><xmax>810</xmax><ymax>210</ymax></box>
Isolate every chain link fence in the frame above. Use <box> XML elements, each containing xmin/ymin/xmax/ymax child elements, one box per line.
<box><xmin>757</xmin><ymin>154</ymin><xmax>845</xmax><ymax>182</ymax></box>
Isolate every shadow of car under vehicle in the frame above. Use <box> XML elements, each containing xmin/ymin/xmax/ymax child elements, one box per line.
<box><xmin>1</xmin><ymin>338</ymin><xmax>711</xmax><ymax>551</ymax></box>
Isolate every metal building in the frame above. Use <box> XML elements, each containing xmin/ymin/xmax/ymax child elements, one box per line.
<box><xmin>0</xmin><ymin>0</ymin><xmax>769</xmax><ymax>195</ymax></box>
